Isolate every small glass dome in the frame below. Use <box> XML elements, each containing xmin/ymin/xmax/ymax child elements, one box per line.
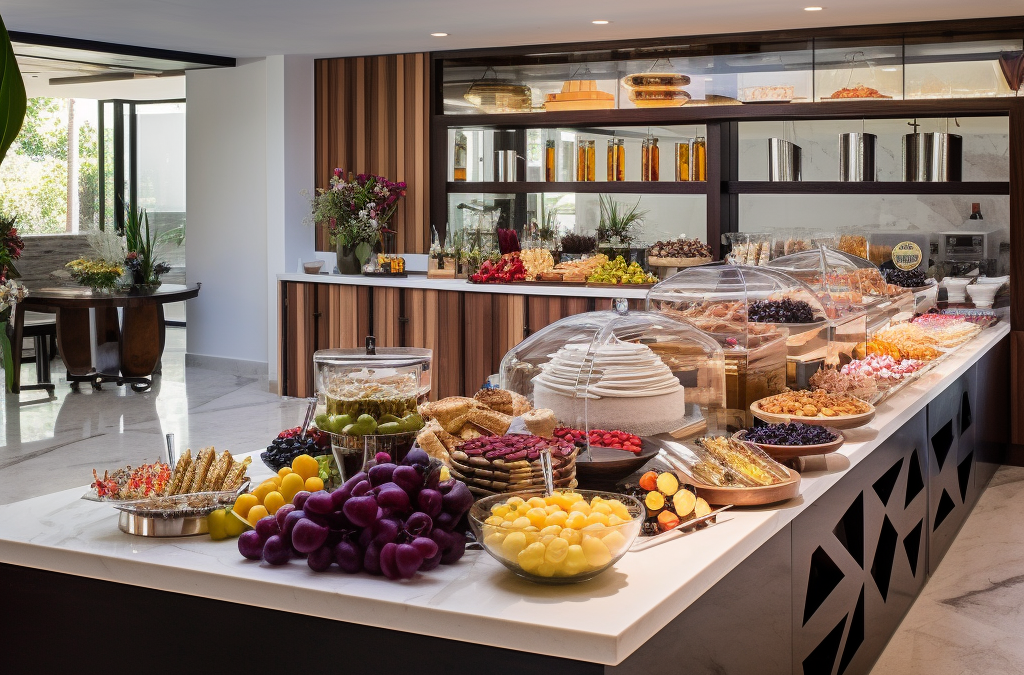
<box><xmin>645</xmin><ymin>264</ymin><xmax>834</xmax><ymax>428</ymax></box>
<box><xmin>314</xmin><ymin>346</ymin><xmax>432</xmax><ymax>419</ymax></box>
<box><xmin>499</xmin><ymin>309</ymin><xmax>726</xmax><ymax>441</ymax></box>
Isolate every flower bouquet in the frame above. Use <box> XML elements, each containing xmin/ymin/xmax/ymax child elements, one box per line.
<box><xmin>66</xmin><ymin>258</ymin><xmax>124</xmax><ymax>293</ymax></box>
<box><xmin>312</xmin><ymin>169</ymin><xmax>406</xmax><ymax>273</ymax></box>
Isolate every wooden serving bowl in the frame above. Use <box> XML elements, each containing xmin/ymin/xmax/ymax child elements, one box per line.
<box><xmin>732</xmin><ymin>428</ymin><xmax>844</xmax><ymax>460</ymax></box>
<box><xmin>678</xmin><ymin>464</ymin><xmax>802</xmax><ymax>506</ymax></box>
<box><xmin>750</xmin><ymin>400</ymin><xmax>875</xmax><ymax>430</ymax></box>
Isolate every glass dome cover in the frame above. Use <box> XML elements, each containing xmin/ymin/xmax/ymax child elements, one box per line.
<box><xmin>766</xmin><ymin>247</ymin><xmax>896</xmax><ymax>311</ymax></box>
<box><xmin>499</xmin><ymin>309</ymin><xmax>726</xmax><ymax>440</ymax></box>
<box><xmin>314</xmin><ymin>345</ymin><xmax>432</xmax><ymax>419</ymax></box>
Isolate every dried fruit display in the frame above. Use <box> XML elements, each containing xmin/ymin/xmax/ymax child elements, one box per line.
<box><xmin>694</xmin><ymin>436</ymin><xmax>791</xmax><ymax>486</ymax></box>
<box><xmin>747</xmin><ymin>298</ymin><xmax>817</xmax><ymax>323</ymax></box>
<box><xmin>648</xmin><ymin>238</ymin><xmax>712</xmax><ymax>260</ymax></box>
<box><xmin>458</xmin><ymin>433</ymin><xmax>575</xmax><ymax>461</ymax></box>
<box><xmin>808</xmin><ymin>366</ymin><xmax>879</xmax><ymax>401</ymax></box>
<box><xmin>871</xmin><ymin>323</ymin><xmax>941</xmax><ymax>360</ymax></box>
<box><xmin>744</xmin><ymin>423</ymin><xmax>838</xmax><ymax>446</ymax></box>
<box><xmin>837</xmin><ymin>235</ymin><xmax>867</xmax><ymax>258</ymax></box>
<box><xmin>623</xmin><ymin>469</ymin><xmax>711</xmax><ymax>535</ymax></box>
<box><xmin>519</xmin><ymin>248</ymin><xmax>554</xmax><ymax>280</ymax></box>
<box><xmin>884</xmin><ymin>268</ymin><xmax>928</xmax><ymax>288</ymax></box>
<box><xmin>587</xmin><ymin>256</ymin><xmax>656</xmax><ymax>284</ymax></box>
<box><xmin>470</xmin><ymin>253</ymin><xmax>527</xmax><ymax>283</ymax></box>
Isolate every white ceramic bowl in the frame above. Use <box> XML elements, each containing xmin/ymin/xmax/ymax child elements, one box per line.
<box><xmin>941</xmin><ymin>277</ymin><xmax>973</xmax><ymax>303</ymax></box>
<box><xmin>967</xmin><ymin>283</ymin><xmax>998</xmax><ymax>308</ymax></box>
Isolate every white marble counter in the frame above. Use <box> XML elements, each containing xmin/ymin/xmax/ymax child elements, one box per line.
<box><xmin>278</xmin><ymin>272</ymin><xmax>652</xmax><ymax>299</ymax></box>
<box><xmin>0</xmin><ymin>324</ymin><xmax>1008</xmax><ymax>665</ymax></box>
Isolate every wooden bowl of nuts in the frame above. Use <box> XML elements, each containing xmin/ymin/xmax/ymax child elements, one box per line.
<box><xmin>750</xmin><ymin>390</ymin><xmax>875</xmax><ymax>429</ymax></box>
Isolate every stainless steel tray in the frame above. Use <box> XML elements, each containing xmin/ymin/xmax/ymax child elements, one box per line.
<box><xmin>117</xmin><ymin>511</ymin><xmax>209</xmax><ymax>537</ymax></box>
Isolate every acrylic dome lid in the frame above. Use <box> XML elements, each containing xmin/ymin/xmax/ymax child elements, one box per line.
<box><xmin>645</xmin><ymin>264</ymin><xmax>830</xmax><ymax>348</ymax></box>
<box><xmin>499</xmin><ymin>309</ymin><xmax>725</xmax><ymax>437</ymax></box>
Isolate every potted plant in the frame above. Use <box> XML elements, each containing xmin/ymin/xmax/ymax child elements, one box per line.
<box><xmin>123</xmin><ymin>202</ymin><xmax>171</xmax><ymax>291</ymax></box>
<box><xmin>597</xmin><ymin>195</ymin><xmax>646</xmax><ymax>261</ymax></box>
<box><xmin>312</xmin><ymin>169</ymin><xmax>406</xmax><ymax>274</ymax></box>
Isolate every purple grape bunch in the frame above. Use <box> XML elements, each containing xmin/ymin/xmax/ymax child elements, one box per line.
<box><xmin>747</xmin><ymin>299</ymin><xmax>815</xmax><ymax>324</ymax></box>
<box><xmin>745</xmin><ymin>423</ymin><xmax>838</xmax><ymax>446</ymax></box>
<box><xmin>238</xmin><ymin>449</ymin><xmax>473</xmax><ymax>580</ymax></box>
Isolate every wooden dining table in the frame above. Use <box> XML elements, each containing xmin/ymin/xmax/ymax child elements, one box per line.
<box><xmin>10</xmin><ymin>283</ymin><xmax>200</xmax><ymax>393</ymax></box>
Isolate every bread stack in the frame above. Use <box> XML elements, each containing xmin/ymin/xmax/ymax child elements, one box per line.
<box><xmin>164</xmin><ymin>448</ymin><xmax>251</xmax><ymax>495</ymax></box>
<box><xmin>622</xmin><ymin>72</ymin><xmax>691</xmax><ymax>108</ymax></box>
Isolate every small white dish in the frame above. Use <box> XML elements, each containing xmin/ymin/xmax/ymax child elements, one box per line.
<box><xmin>941</xmin><ymin>277</ymin><xmax>973</xmax><ymax>303</ymax></box>
<box><xmin>966</xmin><ymin>283</ymin><xmax>998</xmax><ymax>308</ymax></box>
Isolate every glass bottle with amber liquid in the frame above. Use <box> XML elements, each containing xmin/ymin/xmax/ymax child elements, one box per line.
<box><xmin>453</xmin><ymin>130</ymin><xmax>467</xmax><ymax>181</ymax></box>
<box><xmin>675</xmin><ymin>142</ymin><xmax>691</xmax><ymax>181</ymax></box>
<box><xmin>607</xmin><ymin>138</ymin><xmax>619</xmax><ymax>182</ymax></box>
<box><xmin>615</xmin><ymin>138</ymin><xmax>625</xmax><ymax>182</ymax></box>
<box><xmin>545</xmin><ymin>140</ymin><xmax>556</xmax><ymax>182</ymax></box>
<box><xmin>649</xmin><ymin>138</ymin><xmax>660</xmax><ymax>181</ymax></box>
<box><xmin>641</xmin><ymin>137</ymin><xmax>650</xmax><ymax>181</ymax></box>
<box><xmin>693</xmin><ymin>136</ymin><xmax>707</xmax><ymax>182</ymax></box>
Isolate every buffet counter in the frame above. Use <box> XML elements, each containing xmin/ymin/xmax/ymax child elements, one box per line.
<box><xmin>0</xmin><ymin>324</ymin><xmax>1009</xmax><ymax>673</ymax></box>
<box><xmin>277</xmin><ymin>273</ymin><xmax>650</xmax><ymax>400</ymax></box>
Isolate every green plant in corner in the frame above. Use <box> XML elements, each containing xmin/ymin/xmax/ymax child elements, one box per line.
<box><xmin>0</xmin><ymin>11</ymin><xmax>28</xmax><ymax>392</ymax></box>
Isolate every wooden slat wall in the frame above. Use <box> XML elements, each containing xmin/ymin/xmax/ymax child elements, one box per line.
<box><xmin>527</xmin><ymin>297</ymin><xmax>591</xmax><ymax>337</ymax></box>
<box><xmin>372</xmin><ymin>287</ymin><xmax>402</xmax><ymax>347</ymax></box>
<box><xmin>314</xmin><ymin>54</ymin><xmax>430</xmax><ymax>254</ymax></box>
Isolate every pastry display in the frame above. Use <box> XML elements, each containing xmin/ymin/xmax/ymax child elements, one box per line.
<box><xmin>742</xmin><ymin>423</ymin><xmax>839</xmax><ymax>446</ymax></box>
<box><xmin>238</xmin><ymin>450</ymin><xmax>471</xmax><ymax>579</ymax></box>
<box><xmin>532</xmin><ymin>341</ymin><xmax>688</xmax><ymax>436</ymax></box>
<box><xmin>519</xmin><ymin>248</ymin><xmax>555</xmax><ymax>280</ymax></box>
<box><xmin>627</xmin><ymin>88</ymin><xmax>691</xmax><ymax>108</ymax></box>
<box><xmin>739</xmin><ymin>85</ymin><xmax>795</xmax><ymax>102</ymax></box>
<box><xmin>808</xmin><ymin>366</ymin><xmax>879</xmax><ymax>401</ymax></box>
<box><xmin>622</xmin><ymin>73</ymin><xmax>692</xmax><ymax>89</ymax></box>
<box><xmin>826</xmin><ymin>85</ymin><xmax>891</xmax><ymax>99</ymax></box>
<box><xmin>693</xmin><ymin>436</ymin><xmax>791</xmax><ymax>486</ymax></box>
<box><xmin>463</xmin><ymin>81</ymin><xmax>532</xmax><ymax>113</ymax></box>
<box><xmin>837</xmin><ymin>235</ymin><xmax>868</xmax><ymax>258</ymax></box>
<box><xmin>870</xmin><ymin>323</ymin><xmax>941</xmax><ymax>360</ymax></box>
<box><xmin>470</xmin><ymin>490</ymin><xmax>642</xmax><ymax>581</ymax></box>
<box><xmin>755</xmin><ymin>390</ymin><xmax>871</xmax><ymax>417</ymax></box>
<box><xmin>729</xmin><ymin>238</ymin><xmax>772</xmax><ymax>266</ymax></box>
<box><xmin>544</xmin><ymin>79</ymin><xmax>615</xmax><ymax>111</ymax></box>
<box><xmin>522</xmin><ymin>408</ymin><xmax>557</xmax><ymax>438</ymax></box>
<box><xmin>587</xmin><ymin>256</ymin><xmax>657</xmax><ymax>285</ymax></box>
<box><xmin>647</xmin><ymin>238</ymin><xmax>713</xmax><ymax>266</ymax></box>
<box><xmin>473</xmin><ymin>388</ymin><xmax>532</xmax><ymax>416</ymax></box>
<box><xmin>542</xmin><ymin>254</ymin><xmax>608</xmax><ymax>282</ymax></box>
<box><xmin>912</xmin><ymin>315</ymin><xmax>982</xmax><ymax>348</ymax></box>
<box><xmin>623</xmin><ymin>469</ymin><xmax>712</xmax><ymax>534</ymax></box>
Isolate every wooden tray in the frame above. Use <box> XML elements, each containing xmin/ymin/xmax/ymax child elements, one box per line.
<box><xmin>586</xmin><ymin>282</ymin><xmax>656</xmax><ymax>289</ymax></box>
<box><xmin>678</xmin><ymin>465</ymin><xmax>802</xmax><ymax>506</ymax></box>
<box><xmin>750</xmin><ymin>399</ymin><xmax>875</xmax><ymax>430</ymax></box>
<box><xmin>647</xmin><ymin>256</ymin><xmax>712</xmax><ymax>268</ymax></box>
<box><xmin>732</xmin><ymin>428</ymin><xmax>844</xmax><ymax>460</ymax></box>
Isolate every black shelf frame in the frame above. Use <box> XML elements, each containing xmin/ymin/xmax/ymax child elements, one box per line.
<box><xmin>728</xmin><ymin>181</ymin><xmax>1011</xmax><ymax>195</ymax></box>
<box><xmin>446</xmin><ymin>181</ymin><xmax>709</xmax><ymax>195</ymax></box>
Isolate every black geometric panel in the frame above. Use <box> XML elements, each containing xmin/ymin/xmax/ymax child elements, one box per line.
<box><xmin>931</xmin><ymin>419</ymin><xmax>955</xmax><ymax>471</ymax></box>
<box><xmin>903</xmin><ymin>519</ymin><xmax>924</xmax><ymax>578</ymax></box>
<box><xmin>803</xmin><ymin>613</ymin><xmax>848</xmax><ymax>675</ymax></box>
<box><xmin>833</xmin><ymin>493</ymin><xmax>864</xmax><ymax>568</ymax></box>
<box><xmin>837</xmin><ymin>586</ymin><xmax>865</xmax><ymax>675</ymax></box>
<box><xmin>905</xmin><ymin>449</ymin><xmax>924</xmax><ymax>509</ymax></box>
<box><xmin>960</xmin><ymin>391</ymin><xmax>972</xmax><ymax>435</ymax></box>
<box><xmin>934</xmin><ymin>488</ymin><xmax>957</xmax><ymax>531</ymax></box>
<box><xmin>870</xmin><ymin>515</ymin><xmax>898</xmax><ymax>602</ymax></box>
<box><xmin>804</xmin><ymin>546</ymin><xmax>846</xmax><ymax>625</ymax></box>
<box><xmin>958</xmin><ymin>451</ymin><xmax>974</xmax><ymax>503</ymax></box>
<box><xmin>873</xmin><ymin>458</ymin><xmax>903</xmax><ymax>507</ymax></box>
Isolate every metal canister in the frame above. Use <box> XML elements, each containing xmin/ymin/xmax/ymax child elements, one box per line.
<box><xmin>903</xmin><ymin>132</ymin><xmax>963</xmax><ymax>181</ymax></box>
<box><xmin>767</xmin><ymin>138</ymin><xmax>802</xmax><ymax>181</ymax></box>
<box><xmin>492</xmin><ymin>149</ymin><xmax>518</xmax><ymax>182</ymax></box>
<box><xmin>839</xmin><ymin>132</ymin><xmax>877</xmax><ymax>181</ymax></box>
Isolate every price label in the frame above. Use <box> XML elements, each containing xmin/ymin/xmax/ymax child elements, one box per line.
<box><xmin>892</xmin><ymin>241</ymin><xmax>923</xmax><ymax>271</ymax></box>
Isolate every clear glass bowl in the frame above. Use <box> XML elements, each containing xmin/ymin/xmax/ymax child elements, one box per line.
<box><xmin>469</xmin><ymin>488</ymin><xmax>644</xmax><ymax>584</ymax></box>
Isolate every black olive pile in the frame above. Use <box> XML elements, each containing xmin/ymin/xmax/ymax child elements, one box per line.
<box><xmin>747</xmin><ymin>299</ymin><xmax>816</xmax><ymax>323</ymax></box>
<box><xmin>884</xmin><ymin>268</ymin><xmax>927</xmax><ymax>288</ymax></box>
<box><xmin>745</xmin><ymin>423</ymin><xmax>838</xmax><ymax>446</ymax></box>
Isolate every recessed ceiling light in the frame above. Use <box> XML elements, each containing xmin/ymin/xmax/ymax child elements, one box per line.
<box><xmin>592</xmin><ymin>20</ymin><xmax>610</xmax><ymax>25</ymax></box>
<box><xmin>430</xmin><ymin>32</ymin><xmax>449</xmax><ymax>37</ymax></box>
<box><xmin>804</xmin><ymin>6</ymin><xmax>824</xmax><ymax>10</ymax></box>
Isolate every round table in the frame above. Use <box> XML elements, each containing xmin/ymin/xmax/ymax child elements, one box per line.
<box><xmin>11</xmin><ymin>284</ymin><xmax>200</xmax><ymax>392</ymax></box>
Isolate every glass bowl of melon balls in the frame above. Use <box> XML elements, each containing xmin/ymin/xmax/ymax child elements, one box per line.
<box><xmin>469</xmin><ymin>489</ymin><xmax>644</xmax><ymax>583</ymax></box>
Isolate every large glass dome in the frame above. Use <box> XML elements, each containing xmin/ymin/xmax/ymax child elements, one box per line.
<box><xmin>499</xmin><ymin>309</ymin><xmax>726</xmax><ymax>441</ymax></box>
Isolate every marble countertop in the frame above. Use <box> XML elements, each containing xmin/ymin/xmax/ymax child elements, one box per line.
<box><xmin>277</xmin><ymin>272</ymin><xmax>652</xmax><ymax>299</ymax></box>
<box><xmin>0</xmin><ymin>324</ymin><xmax>1008</xmax><ymax>665</ymax></box>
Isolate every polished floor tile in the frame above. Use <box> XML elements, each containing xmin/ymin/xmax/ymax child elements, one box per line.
<box><xmin>870</xmin><ymin>466</ymin><xmax>1024</xmax><ymax>675</ymax></box>
<box><xmin>0</xmin><ymin>327</ymin><xmax>306</xmax><ymax>505</ymax></box>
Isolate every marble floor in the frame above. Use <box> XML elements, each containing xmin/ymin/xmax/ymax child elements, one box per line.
<box><xmin>2</xmin><ymin>331</ymin><xmax>1022</xmax><ymax>673</ymax></box>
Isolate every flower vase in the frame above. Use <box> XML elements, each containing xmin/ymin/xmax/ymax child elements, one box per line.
<box><xmin>336</xmin><ymin>242</ymin><xmax>361</xmax><ymax>275</ymax></box>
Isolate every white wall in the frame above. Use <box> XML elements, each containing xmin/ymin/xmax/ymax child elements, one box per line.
<box><xmin>185</xmin><ymin>60</ymin><xmax>270</xmax><ymax>371</ymax></box>
<box><xmin>265</xmin><ymin>55</ymin><xmax>315</xmax><ymax>384</ymax></box>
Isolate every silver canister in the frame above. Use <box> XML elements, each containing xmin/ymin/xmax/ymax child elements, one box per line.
<box><xmin>839</xmin><ymin>132</ymin><xmax>877</xmax><ymax>181</ymax></box>
<box><xmin>903</xmin><ymin>133</ymin><xmax>963</xmax><ymax>182</ymax></box>
<box><xmin>492</xmin><ymin>149</ymin><xmax>519</xmax><ymax>182</ymax></box>
<box><xmin>767</xmin><ymin>138</ymin><xmax>802</xmax><ymax>181</ymax></box>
